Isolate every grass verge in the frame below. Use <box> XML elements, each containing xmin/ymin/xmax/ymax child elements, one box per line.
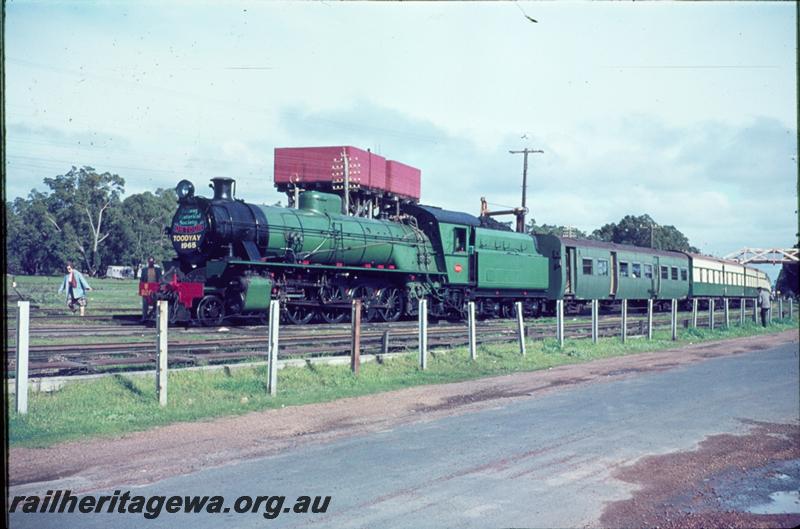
<box><xmin>8</xmin><ymin>317</ymin><xmax>798</xmax><ymax>448</ymax></box>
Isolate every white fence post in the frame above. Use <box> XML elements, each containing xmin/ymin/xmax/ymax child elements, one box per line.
<box><xmin>724</xmin><ymin>298</ymin><xmax>730</xmax><ymax>329</ymax></box>
<box><xmin>515</xmin><ymin>301</ymin><xmax>526</xmax><ymax>356</ymax></box>
<box><xmin>709</xmin><ymin>299</ymin><xmax>715</xmax><ymax>330</ymax></box>
<box><xmin>647</xmin><ymin>298</ymin><xmax>653</xmax><ymax>340</ymax></box>
<box><xmin>556</xmin><ymin>300</ymin><xmax>565</xmax><ymax>348</ymax></box>
<box><xmin>778</xmin><ymin>298</ymin><xmax>784</xmax><ymax>320</ymax></box>
<box><xmin>740</xmin><ymin>298</ymin><xmax>745</xmax><ymax>326</ymax></box>
<box><xmin>790</xmin><ymin>298</ymin><xmax>794</xmax><ymax>319</ymax></box>
<box><xmin>156</xmin><ymin>300</ymin><xmax>169</xmax><ymax>407</ymax></box>
<box><xmin>591</xmin><ymin>299</ymin><xmax>599</xmax><ymax>344</ymax></box>
<box><xmin>621</xmin><ymin>299</ymin><xmax>627</xmax><ymax>344</ymax></box>
<box><xmin>692</xmin><ymin>298</ymin><xmax>698</xmax><ymax>328</ymax></box>
<box><xmin>468</xmin><ymin>301</ymin><xmax>477</xmax><ymax>361</ymax></box>
<box><xmin>351</xmin><ymin>299</ymin><xmax>362</xmax><ymax>374</ymax></box>
<box><xmin>671</xmin><ymin>299</ymin><xmax>678</xmax><ymax>341</ymax></box>
<box><xmin>267</xmin><ymin>299</ymin><xmax>280</xmax><ymax>396</ymax></box>
<box><xmin>418</xmin><ymin>299</ymin><xmax>428</xmax><ymax>369</ymax></box>
<box><xmin>15</xmin><ymin>301</ymin><xmax>30</xmax><ymax>415</ymax></box>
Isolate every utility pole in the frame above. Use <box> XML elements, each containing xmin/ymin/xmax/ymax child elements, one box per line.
<box><xmin>509</xmin><ymin>148</ymin><xmax>543</xmax><ymax>233</ymax></box>
<box><xmin>650</xmin><ymin>223</ymin><xmax>654</xmax><ymax>248</ymax></box>
<box><xmin>650</xmin><ymin>220</ymin><xmax>657</xmax><ymax>249</ymax></box>
<box><xmin>289</xmin><ymin>174</ymin><xmax>301</xmax><ymax>209</ymax></box>
<box><xmin>342</xmin><ymin>147</ymin><xmax>350</xmax><ymax>215</ymax></box>
<box><xmin>332</xmin><ymin>148</ymin><xmax>360</xmax><ymax>215</ymax></box>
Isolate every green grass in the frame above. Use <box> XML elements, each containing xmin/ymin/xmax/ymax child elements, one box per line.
<box><xmin>6</xmin><ymin>274</ymin><xmax>141</xmax><ymax>312</ymax></box>
<box><xmin>8</xmin><ymin>317</ymin><xmax>797</xmax><ymax>448</ymax></box>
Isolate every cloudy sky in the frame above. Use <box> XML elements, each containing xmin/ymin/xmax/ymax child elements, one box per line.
<box><xmin>5</xmin><ymin>1</ymin><xmax>797</xmax><ymax>274</ymax></box>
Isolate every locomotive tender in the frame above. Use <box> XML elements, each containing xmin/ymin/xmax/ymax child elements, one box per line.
<box><xmin>148</xmin><ymin>170</ymin><xmax>770</xmax><ymax>326</ymax></box>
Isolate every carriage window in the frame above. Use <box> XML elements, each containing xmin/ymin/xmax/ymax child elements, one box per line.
<box><xmin>620</xmin><ymin>261</ymin><xmax>629</xmax><ymax>277</ymax></box>
<box><xmin>643</xmin><ymin>264</ymin><xmax>653</xmax><ymax>279</ymax></box>
<box><xmin>596</xmin><ymin>259</ymin><xmax>609</xmax><ymax>276</ymax></box>
<box><xmin>680</xmin><ymin>268</ymin><xmax>688</xmax><ymax>281</ymax></box>
<box><xmin>453</xmin><ymin>228</ymin><xmax>467</xmax><ymax>253</ymax></box>
<box><xmin>661</xmin><ymin>266</ymin><xmax>669</xmax><ymax>279</ymax></box>
<box><xmin>582</xmin><ymin>258</ymin><xmax>593</xmax><ymax>275</ymax></box>
<box><xmin>632</xmin><ymin>263</ymin><xmax>641</xmax><ymax>278</ymax></box>
<box><xmin>671</xmin><ymin>267</ymin><xmax>678</xmax><ymax>280</ymax></box>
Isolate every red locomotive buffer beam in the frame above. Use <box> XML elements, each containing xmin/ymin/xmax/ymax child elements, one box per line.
<box><xmin>167</xmin><ymin>277</ymin><xmax>204</xmax><ymax>309</ymax></box>
<box><xmin>140</xmin><ymin>278</ymin><xmax>203</xmax><ymax>310</ymax></box>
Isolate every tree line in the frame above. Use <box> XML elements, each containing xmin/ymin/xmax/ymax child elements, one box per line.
<box><xmin>6</xmin><ymin>166</ymin><xmax>176</xmax><ymax>276</ymax></box>
<box><xmin>528</xmin><ymin>214</ymin><xmax>700</xmax><ymax>253</ymax></box>
<box><xmin>5</xmin><ymin>166</ymin><xmax>701</xmax><ymax>277</ymax></box>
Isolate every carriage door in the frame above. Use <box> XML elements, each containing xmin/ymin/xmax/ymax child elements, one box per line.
<box><xmin>653</xmin><ymin>256</ymin><xmax>661</xmax><ymax>297</ymax></box>
<box><xmin>565</xmin><ymin>247</ymin><xmax>574</xmax><ymax>294</ymax></box>
<box><xmin>610</xmin><ymin>252</ymin><xmax>618</xmax><ymax>297</ymax></box>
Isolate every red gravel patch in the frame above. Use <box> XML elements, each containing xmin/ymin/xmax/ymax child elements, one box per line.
<box><xmin>600</xmin><ymin>420</ymin><xmax>800</xmax><ymax>529</ymax></box>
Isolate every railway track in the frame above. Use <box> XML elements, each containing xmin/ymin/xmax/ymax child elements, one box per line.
<box><xmin>6</xmin><ymin>307</ymin><xmax>706</xmax><ymax>336</ymax></box>
<box><xmin>7</xmin><ymin>310</ymin><xmax>695</xmax><ymax>339</ymax></box>
<box><xmin>6</xmin><ymin>312</ymin><xmax>726</xmax><ymax>378</ymax></box>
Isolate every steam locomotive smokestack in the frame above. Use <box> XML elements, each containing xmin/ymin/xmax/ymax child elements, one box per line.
<box><xmin>211</xmin><ymin>177</ymin><xmax>236</xmax><ymax>201</ymax></box>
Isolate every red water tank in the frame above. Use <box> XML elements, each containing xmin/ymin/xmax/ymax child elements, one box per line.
<box><xmin>274</xmin><ymin>146</ymin><xmax>387</xmax><ymax>191</ymax></box>
<box><xmin>386</xmin><ymin>160</ymin><xmax>421</xmax><ymax>200</ymax></box>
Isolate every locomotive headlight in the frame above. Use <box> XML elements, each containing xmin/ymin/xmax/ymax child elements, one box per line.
<box><xmin>176</xmin><ymin>179</ymin><xmax>195</xmax><ymax>200</ymax></box>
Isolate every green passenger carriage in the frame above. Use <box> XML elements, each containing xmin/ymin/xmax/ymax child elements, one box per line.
<box><xmin>535</xmin><ymin>235</ymin><xmax>690</xmax><ymax>310</ymax></box>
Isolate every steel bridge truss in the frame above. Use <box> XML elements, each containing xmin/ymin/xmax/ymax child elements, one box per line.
<box><xmin>723</xmin><ymin>247</ymin><xmax>799</xmax><ymax>264</ymax></box>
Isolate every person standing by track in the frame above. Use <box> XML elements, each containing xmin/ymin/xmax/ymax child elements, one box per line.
<box><xmin>757</xmin><ymin>286</ymin><xmax>772</xmax><ymax>327</ymax></box>
<box><xmin>58</xmin><ymin>262</ymin><xmax>92</xmax><ymax>316</ymax></box>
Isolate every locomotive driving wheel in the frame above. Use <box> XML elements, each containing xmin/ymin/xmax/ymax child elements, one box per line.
<box><xmin>169</xmin><ymin>298</ymin><xmax>190</xmax><ymax>325</ymax></box>
<box><xmin>351</xmin><ymin>285</ymin><xmax>379</xmax><ymax>322</ymax></box>
<box><xmin>377</xmin><ymin>287</ymin><xmax>404</xmax><ymax>322</ymax></box>
<box><xmin>196</xmin><ymin>295</ymin><xmax>225</xmax><ymax>327</ymax></box>
<box><xmin>318</xmin><ymin>284</ymin><xmax>348</xmax><ymax>324</ymax></box>
<box><xmin>284</xmin><ymin>289</ymin><xmax>315</xmax><ymax>325</ymax></box>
